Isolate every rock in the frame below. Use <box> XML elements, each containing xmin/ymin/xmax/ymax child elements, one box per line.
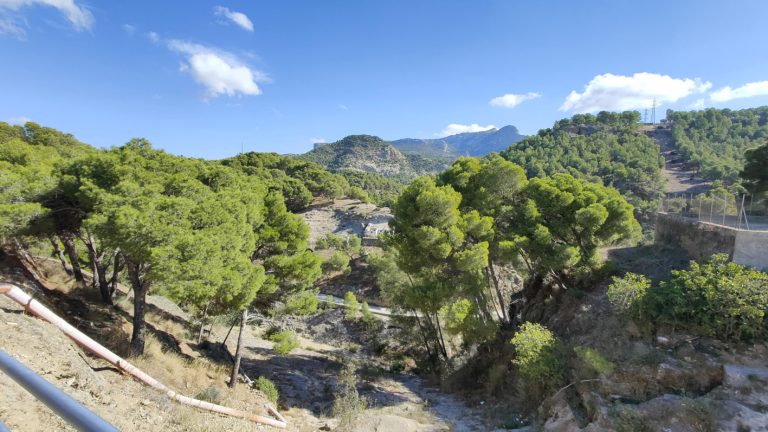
<box><xmin>357</xmin><ymin>414</ymin><xmax>422</xmax><ymax>432</ymax></box>
<box><xmin>539</xmin><ymin>393</ymin><xmax>582</xmax><ymax>432</ymax></box>
<box><xmin>723</xmin><ymin>364</ymin><xmax>768</xmax><ymax>389</ymax></box>
<box><xmin>655</xmin><ymin>359</ymin><xmax>723</xmax><ymax>395</ymax></box>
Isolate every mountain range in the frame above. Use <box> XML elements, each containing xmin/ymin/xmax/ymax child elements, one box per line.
<box><xmin>301</xmin><ymin>126</ymin><xmax>524</xmax><ymax>179</ymax></box>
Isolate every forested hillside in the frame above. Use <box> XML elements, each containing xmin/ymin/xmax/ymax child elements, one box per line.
<box><xmin>666</xmin><ymin>106</ymin><xmax>768</xmax><ymax>185</ymax></box>
<box><xmin>501</xmin><ymin>111</ymin><xmax>665</xmax><ymax>214</ymax></box>
<box><xmin>301</xmin><ymin>135</ymin><xmax>448</xmax><ymax>180</ymax></box>
<box><xmin>391</xmin><ymin>125</ymin><xmax>525</xmax><ymax>158</ymax></box>
<box><xmin>0</xmin><ymin>121</ymin><xmax>350</xmax><ymax>357</ymax></box>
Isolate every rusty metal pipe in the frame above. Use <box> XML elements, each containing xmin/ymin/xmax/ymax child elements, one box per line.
<box><xmin>0</xmin><ymin>283</ymin><xmax>286</xmax><ymax>429</ymax></box>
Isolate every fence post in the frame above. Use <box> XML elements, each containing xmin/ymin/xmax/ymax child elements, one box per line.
<box><xmin>738</xmin><ymin>195</ymin><xmax>746</xmax><ymax>230</ymax></box>
<box><xmin>722</xmin><ymin>192</ymin><xmax>727</xmax><ymax>226</ymax></box>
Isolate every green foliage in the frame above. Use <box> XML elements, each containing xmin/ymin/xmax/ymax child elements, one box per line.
<box><xmin>667</xmin><ymin>107</ymin><xmax>768</xmax><ymax>185</ymax></box>
<box><xmin>741</xmin><ymin>142</ymin><xmax>768</xmax><ymax>193</ymax></box>
<box><xmin>510</xmin><ymin>322</ymin><xmax>563</xmax><ymax>388</ymax></box>
<box><xmin>337</xmin><ymin>169</ymin><xmax>404</xmax><ymax>206</ymax></box>
<box><xmin>268</xmin><ymin>330</ymin><xmax>300</xmax><ymax>355</ymax></box>
<box><xmin>440</xmin><ymin>298</ymin><xmax>498</xmax><ymax>345</ymax></box>
<box><xmin>346</xmin><ymin>186</ymin><xmax>371</xmax><ymax>203</ymax></box>
<box><xmin>322</xmin><ymin>250</ymin><xmax>350</xmax><ymax>275</ymax></box>
<box><xmin>574</xmin><ymin>346</ymin><xmax>615</xmax><ymax>376</ymax></box>
<box><xmin>301</xmin><ymin>135</ymin><xmax>447</xmax><ymax>182</ymax></box>
<box><xmin>194</xmin><ymin>386</ymin><xmax>223</xmax><ymax>404</ymax></box>
<box><xmin>343</xmin><ymin>291</ymin><xmax>359</xmax><ymax>321</ymax></box>
<box><xmin>282</xmin><ymin>289</ymin><xmax>320</xmax><ymax>316</ymax></box>
<box><xmin>649</xmin><ymin>254</ymin><xmax>768</xmax><ymax>341</ymax></box>
<box><xmin>222</xmin><ymin>151</ymin><xmax>350</xmax><ymax>207</ymax></box>
<box><xmin>502</xmin><ymin>112</ymin><xmax>663</xmax><ymax>211</ymax></box>
<box><xmin>315</xmin><ymin>233</ymin><xmax>362</xmax><ymax>259</ymax></box>
<box><xmin>607</xmin><ymin>273</ymin><xmax>650</xmax><ymax>320</ymax></box>
<box><xmin>331</xmin><ymin>363</ymin><xmax>367</xmax><ymax>431</ymax></box>
<box><xmin>255</xmin><ymin>376</ymin><xmax>279</xmax><ymax>404</ymax></box>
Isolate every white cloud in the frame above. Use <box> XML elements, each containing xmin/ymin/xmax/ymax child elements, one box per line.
<box><xmin>560</xmin><ymin>72</ymin><xmax>712</xmax><ymax>113</ymax></box>
<box><xmin>167</xmin><ymin>39</ymin><xmax>267</xmax><ymax>98</ymax></box>
<box><xmin>439</xmin><ymin>123</ymin><xmax>496</xmax><ymax>137</ymax></box>
<box><xmin>489</xmin><ymin>92</ymin><xmax>541</xmax><ymax>108</ymax></box>
<box><xmin>122</xmin><ymin>23</ymin><xmax>135</xmax><ymax>34</ymax></box>
<box><xmin>7</xmin><ymin>116</ymin><xmax>32</xmax><ymax>125</ymax></box>
<box><xmin>710</xmin><ymin>81</ymin><xmax>768</xmax><ymax>103</ymax></box>
<box><xmin>310</xmin><ymin>137</ymin><xmax>326</xmax><ymax>144</ymax></box>
<box><xmin>687</xmin><ymin>98</ymin><xmax>706</xmax><ymax>110</ymax></box>
<box><xmin>213</xmin><ymin>6</ymin><xmax>253</xmax><ymax>32</ymax></box>
<box><xmin>0</xmin><ymin>0</ymin><xmax>93</xmax><ymax>31</ymax></box>
<box><xmin>0</xmin><ymin>16</ymin><xmax>25</xmax><ymax>38</ymax></box>
<box><xmin>338</xmin><ymin>104</ymin><xmax>348</xmax><ymax>110</ymax></box>
<box><xmin>146</xmin><ymin>31</ymin><xmax>159</xmax><ymax>43</ymax></box>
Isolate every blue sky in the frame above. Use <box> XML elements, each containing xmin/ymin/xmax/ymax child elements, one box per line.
<box><xmin>2</xmin><ymin>0</ymin><xmax>768</xmax><ymax>159</ymax></box>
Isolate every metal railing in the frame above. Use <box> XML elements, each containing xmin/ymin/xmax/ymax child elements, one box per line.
<box><xmin>0</xmin><ymin>349</ymin><xmax>118</xmax><ymax>431</ymax></box>
<box><xmin>659</xmin><ymin>193</ymin><xmax>768</xmax><ymax>231</ymax></box>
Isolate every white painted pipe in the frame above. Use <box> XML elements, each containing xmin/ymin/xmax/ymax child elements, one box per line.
<box><xmin>0</xmin><ymin>283</ymin><xmax>286</xmax><ymax>429</ymax></box>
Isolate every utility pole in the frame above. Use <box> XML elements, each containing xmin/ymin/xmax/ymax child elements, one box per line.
<box><xmin>651</xmin><ymin>99</ymin><xmax>656</xmax><ymax>124</ymax></box>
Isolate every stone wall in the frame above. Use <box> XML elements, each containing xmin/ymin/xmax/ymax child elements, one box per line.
<box><xmin>655</xmin><ymin>213</ymin><xmax>768</xmax><ymax>270</ymax></box>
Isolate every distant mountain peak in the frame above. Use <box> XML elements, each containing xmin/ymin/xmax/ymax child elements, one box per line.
<box><xmin>391</xmin><ymin>125</ymin><xmax>524</xmax><ymax>158</ymax></box>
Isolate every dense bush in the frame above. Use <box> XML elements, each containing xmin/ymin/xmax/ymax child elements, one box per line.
<box><xmin>574</xmin><ymin>346</ymin><xmax>615</xmax><ymax>377</ymax></box>
<box><xmin>267</xmin><ymin>330</ymin><xmax>300</xmax><ymax>355</ymax></box>
<box><xmin>282</xmin><ymin>289</ymin><xmax>319</xmax><ymax>316</ymax></box>
<box><xmin>343</xmin><ymin>291</ymin><xmax>359</xmax><ymax>321</ymax></box>
<box><xmin>255</xmin><ymin>376</ymin><xmax>279</xmax><ymax>404</ymax></box>
<box><xmin>649</xmin><ymin>254</ymin><xmax>768</xmax><ymax>340</ymax></box>
<box><xmin>510</xmin><ymin>322</ymin><xmax>563</xmax><ymax>389</ymax></box>
<box><xmin>322</xmin><ymin>251</ymin><xmax>350</xmax><ymax>275</ymax></box>
<box><xmin>607</xmin><ymin>273</ymin><xmax>650</xmax><ymax>320</ymax></box>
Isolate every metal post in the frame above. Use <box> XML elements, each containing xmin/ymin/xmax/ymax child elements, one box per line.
<box><xmin>0</xmin><ymin>350</ymin><xmax>118</xmax><ymax>432</ymax></box>
<box><xmin>738</xmin><ymin>194</ymin><xmax>746</xmax><ymax>230</ymax></box>
<box><xmin>697</xmin><ymin>197</ymin><xmax>702</xmax><ymax>220</ymax></box>
<box><xmin>709</xmin><ymin>198</ymin><xmax>714</xmax><ymax>222</ymax></box>
<box><xmin>722</xmin><ymin>192</ymin><xmax>727</xmax><ymax>226</ymax></box>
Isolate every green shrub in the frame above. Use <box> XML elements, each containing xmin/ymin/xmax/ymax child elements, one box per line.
<box><xmin>343</xmin><ymin>291</ymin><xmax>359</xmax><ymax>321</ymax></box>
<box><xmin>332</xmin><ymin>363</ymin><xmax>367</xmax><ymax>431</ymax></box>
<box><xmin>607</xmin><ymin>273</ymin><xmax>650</xmax><ymax>320</ymax></box>
<box><xmin>574</xmin><ymin>346</ymin><xmax>615</xmax><ymax>376</ymax></box>
<box><xmin>255</xmin><ymin>376</ymin><xmax>279</xmax><ymax>404</ymax></box>
<box><xmin>324</xmin><ymin>294</ymin><xmax>335</xmax><ymax>310</ymax></box>
<box><xmin>441</xmin><ymin>298</ymin><xmax>498</xmax><ymax>345</ymax></box>
<box><xmin>650</xmin><ymin>254</ymin><xmax>768</xmax><ymax>340</ymax></box>
<box><xmin>322</xmin><ymin>251</ymin><xmax>350</xmax><ymax>274</ymax></box>
<box><xmin>268</xmin><ymin>330</ymin><xmax>299</xmax><ymax>355</ymax></box>
<box><xmin>283</xmin><ymin>289</ymin><xmax>319</xmax><ymax>316</ymax></box>
<box><xmin>347</xmin><ymin>186</ymin><xmax>371</xmax><ymax>203</ymax></box>
<box><xmin>194</xmin><ymin>386</ymin><xmax>222</xmax><ymax>404</ymax></box>
<box><xmin>510</xmin><ymin>322</ymin><xmax>563</xmax><ymax>389</ymax></box>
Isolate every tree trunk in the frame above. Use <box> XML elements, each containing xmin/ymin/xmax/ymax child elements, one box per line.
<box><xmin>49</xmin><ymin>236</ymin><xmax>72</xmax><ymax>275</ymax></box>
<box><xmin>229</xmin><ymin>309</ymin><xmax>248</xmax><ymax>389</ymax></box>
<box><xmin>109</xmin><ymin>252</ymin><xmax>121</xmax><ymax>299</ymax></box>
<box><xmin>433</xmin><ymin>313</ymin><xmax>448</xmax><ymax>360</ymax></box>
<box><xmin>413</xmin><ymin>312</ymin><xmax>434</xmax><ymax>361</ymax></box>
<box><xmin>127</xmin><ymin>261</ymin><xmax>149</xmax><ymax>357</ymax></box>
<box><xmin>59</xmin><ymin>232</ymin><xmax>84</xmax><ymax>283</ymax></box>
<box><xmin>488</xmin><ymin>263</ymin><xmax>508</xmax><ymax>323</ymax></box>
<box><xmin>197</xmin><ymin>303</ymin><xmax>210</xmax><ymax>344</ymax></box>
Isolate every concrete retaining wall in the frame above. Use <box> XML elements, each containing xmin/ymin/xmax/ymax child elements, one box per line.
<box><xmin>655</xmin><ymin>213</ymin><xmax>768</xmax><ymax>270</ymax></box>
<box><xmin>734</xmin><ymin>230</ymin><xmax>768</xmax><ymax>271</ymax></box>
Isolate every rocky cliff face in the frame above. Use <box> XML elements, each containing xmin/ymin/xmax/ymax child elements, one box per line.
<box><xmin>300</xmin><ymin>135</ymin><xmax>448</xmax><ymax>177</ymax></box>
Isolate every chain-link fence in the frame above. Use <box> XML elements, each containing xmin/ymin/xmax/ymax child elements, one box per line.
<box><xmin>659</xmin><ymin>193</ymin><xmax>768</xmax><ymax>231</ymax></box>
